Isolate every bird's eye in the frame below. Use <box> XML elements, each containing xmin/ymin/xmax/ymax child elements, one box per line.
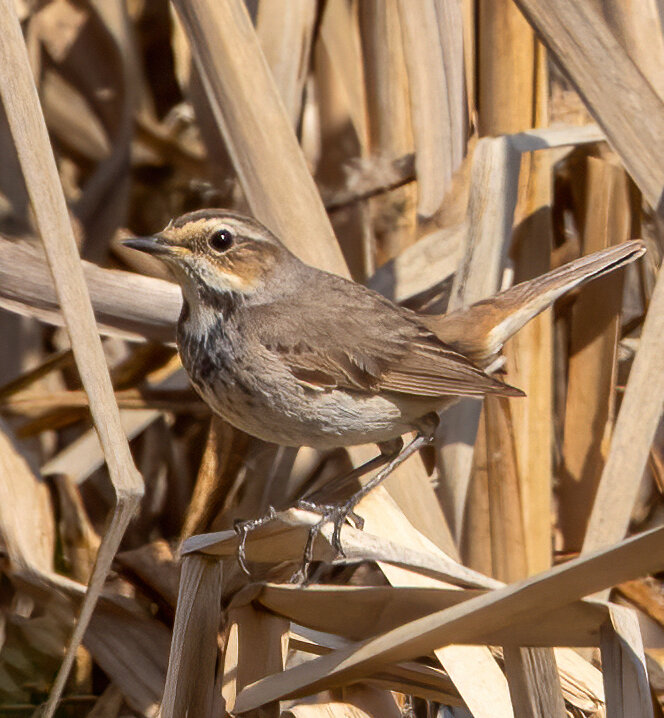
<box><xmin>209</xmin><ymin>228</ymin><xmax>234</xmax><ymax>252</ymax></box>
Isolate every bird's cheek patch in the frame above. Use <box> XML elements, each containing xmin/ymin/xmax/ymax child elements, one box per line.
<box><xmin>201</xmin><ymin>263</ymin><xmax>260</xmax><ymax>294</ymax></box>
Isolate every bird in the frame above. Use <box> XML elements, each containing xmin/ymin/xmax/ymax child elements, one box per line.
<box><xmin>124</xmin><ymin>209</ymin><xmax>644</xmax><ymax>572</ymax></box>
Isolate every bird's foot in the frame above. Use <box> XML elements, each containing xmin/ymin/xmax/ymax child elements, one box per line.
<box><xmin>233</xmin><ymin>506</ymin><xmax>277</xmax><ymax>576</ymax></box>
<box><xmin>291</xmin><ymin>499</ymin><xmax>364</xmax><ymax>583</ymax></box>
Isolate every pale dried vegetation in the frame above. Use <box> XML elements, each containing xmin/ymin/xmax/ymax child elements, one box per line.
<box><xmin>1</xmin><ymin>0</ymin><xmax>664</xmax><ymax>716</ymax></box>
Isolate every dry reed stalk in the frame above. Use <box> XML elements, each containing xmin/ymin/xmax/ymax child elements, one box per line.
<box><xmin>0</xmin><ymin>4</ymin><xmax>144</xmax><ymax>716</ymax></box>
<box><xmin>0</xmin><ymin>236</ymin><xmax>180</xmax><ymax>342</ymax></box>
<box><xmin>396</xmin><ymin>0</ymin><xmax>463</xmax><ymax>217</ymax></box>
<box><xmin>582</xmin><ymin>258</ymin><xmax>664</xmax><ymax>554</ymax></box>
<box><xmin>171</xmin><ymin>0</ymin><xmax>347</xmax><ymax>275</ymax></box>
<box><xmin>559</xmin><ymin>158</ymin><xmax>630</xmax><ymax>550</ymax></box>
<box><xmin>593</xmin><ymin>0</ymin><xmax>664</xmax><ymax>100</ymax></box>
<box><xmin>50</xmin><ymin>474</ymin><xmax>100</xmax><ymax>584</ymax></box>
<box><xmin>222</xmin><ymin>604</ymin><xmax>288</xmax><ymax>716</ymax></box>
<box><xmin>347</xmin><ymin>489</ymin><xmax>497</xmax><ymax>714</ymax></box>
<box><xmin>502</xmin><ymin>647</ymin><xmax>566</xmax><ymax>718</ymax></box>
<box><xmin>501</xmin><ymin>43</ymin><xmax>554</xmax><ymax>578</ymax></box>
<box><xmin>255</xmin><ymin>0</ymin><xmax>317</xmax><ymax>128</ymax></box>
<box><xmin>359</xmin><ymin>0</ymin><xmax>417</xmax><ymax>260</ymax></box>
<box><xmin>179</xmin><ymin>416</ymin><xmax>246</xmax><ymax>540</ymax></box>
<box><xmin>483</xmin><ymin>397</ymin><xmax>528</xmax><ymax>582</ymax></box>
<box><xmin>476</xmin><ymin>4</ymin><xmax>554</xmax><ymax>577</ymax></box>
<box><xmin>160</xmin><ymin>555</ymin><xmax>223</xmax><ymax>718</ymax></box>
<box><xmin>474</xmin><ymin>9</ymin><xmax>564</xmax><ymax>707</ymax></box>
<box><xmin>599</xmin><ymin>605</ymin><xmax>653</xmax><ymax>718</ymax></box>
<box><xmin>514</xmin><ymin>0</ymin><xmax>664</xmax><ymax>210</ymax></box>
<box><xmin>232</xmin><ymin>524</ymin><xmax>664</xmax><ymax>710</ymax></box>
<box><xmin>437</xmin><ymin>136</ymin><xmax>521</xmax><ymax>540</ymax></box>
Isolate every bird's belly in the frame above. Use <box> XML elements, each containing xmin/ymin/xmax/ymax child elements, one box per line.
<box><xmin>179</xmin><ymin>323</ymin><xmax>434</xmax><ymax>447</ymax></box>
<box><xmin>195</xmin><ymin>371</ymin><xmax>421</xmax><ymax>448</ymax></box>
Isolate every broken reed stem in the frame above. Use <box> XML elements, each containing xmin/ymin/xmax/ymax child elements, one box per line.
<box><xmin>0</xmin><ymin>4</ymin><xmax>144</xmax><ymax>716</ymax></box>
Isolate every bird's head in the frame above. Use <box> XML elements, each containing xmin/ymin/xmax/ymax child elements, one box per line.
<box><xmin>124</xmin><ymin>209</ymin><xmax>291</xmax><ymax>301</ymax></box>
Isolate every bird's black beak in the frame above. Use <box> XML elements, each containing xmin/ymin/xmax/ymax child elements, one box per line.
<box><xmin>123</xmin><ymin>235</ymin><xmax>173</xmax><ymax>256</ymax></box>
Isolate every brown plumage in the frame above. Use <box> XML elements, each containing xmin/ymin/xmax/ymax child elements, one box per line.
<box><xmin>124</xmin><ymin>209</ymin><xmax>644</xmax><ymax>451</ymax></box>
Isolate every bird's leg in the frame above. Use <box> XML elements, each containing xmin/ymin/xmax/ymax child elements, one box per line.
<box><xmin>291</xmin><ymin>439</ymin><xmax>403</xmax><ymax>583</ymax></box>
<box><xmin>233</xmin><ymin>506</ymin><xmax>277</xmax><ymax>576</ymax></box>
<box><xmin>329</xmin><ymin>418</ymin><xmax>438</xmax><ymax>553</ymax></box>
<box><xmin>298</xmin><ymin>437</ymin><xmax>404</xmax><ymax>520</ymax></box>
<box><xmin>233</xmin><ymin>441</ymin><xmax>403</xmax><ymax>578</ymax></box>
<box><xmin>291</xmin><ymin>415</ymin><xmax>438</xmax><ymax>582</ymax></box>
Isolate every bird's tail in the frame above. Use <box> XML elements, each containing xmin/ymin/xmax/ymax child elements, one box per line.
<box><xmin>428</xmin><ymin>239</ymin><xmax>646</xmax><ymax>367</ymax></box>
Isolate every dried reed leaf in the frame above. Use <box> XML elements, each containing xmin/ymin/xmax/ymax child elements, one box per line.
<box><xmin>171</xmin><ymin>0</ymin><xmax>347</xmax><ymax>275</ymax></box>
<box><xmin>367</xmin><ymin>223</ymin><xmax>464</xmax><ymax>304</ymax></box>
<box><xmin>283</xmin><ymin>694</ymin><xmax>398</xmax><ymax>718</ymax></box>
<box><xmin>42</xmin><ymin>71</ymin><xmax>110</xmax><ymax>163</ymax></box>
<box><xmin>257</xmin><ymin>584</ymin><xmax>481</xmax><ymax>641</ymax></box>
<box><xmin>85</xmin><ymin>598</ymin><xmax>170</xmax><ymax>718</ymax></box>
<box><xmin>0</xmin><ymin>348</ymin><xmax>73</xmax><ymax>400</ymax></box>
<box><xmin>290</xmin><ymin>629</ymin><xmax>461</xmax><ymax>704</ymax></box>
<box><xmin>51</xmin><ymin>473</ymin><xmax>100</xmax><ymax>584</ymax></box>
<box><xmin>222</xmin><ymin>604</ymin><xmax>288</xmax><ymax>716</ymax></box>
<box><xmin>434</xmin><ymin>645</ymin><xmax>515</xmax><ymax>718</ymax></box>
<box><xmin>233</xmin><ymin>525</ymin><xmax>664</xmax><ymax>710</ymax></box>
<box><xmin>15</xmin><ymin>571</ymin><xmax>170</xmax><ymax>717</ymax></box>
<box><xmin>86</xmin><ymin>684</ymin><xmax>124</xmax><ymax>718</ymax></box>
<box><xmin>435</xmin><ymin>0</ymin><xmax>467</xmax><ymax>171</ymax></box>
<box><xmin>349</xmin><ymin>448</ymin><xmax>458</xmax><ymax>558</ymax></box>
<box><xmin>514</xmin><ymin>0</ymin><xmax>664</xmax><ymax>210</ymax></box>
<box><xmin>319</xmin><ymin>0</ymin><xmax>368</xmax><ymax>151</ymax></box>
<box><xmin>182</xmin><ymin>508</ymin><xmax>494</xmax><ymax>589</ymax></box>
<box><xmin>0</xmin><ymin>417</ymin><xmax>54</xmax><ymax>573</ymax></box>
<box><xmin>357</xmin><ymin>491</ymin><xmax>514</xmax><ymax>717</ymax></box>
<box><xmin>617</xmin><ymin>578</ymin><xmax>664</xmax><ymax>631</ymax></box>
<box><xmin>600</xmin><ymin>604</ymin><xmax>653</xmax><ymax>718</ymax></box>
<box><xmin>508</xmin><ymin>123</ymin><xmax>605</xmax><ymax>151</ymax></box>
<box><xmin>160</xmin><ymin>555</ymin><xmax>223</xmax><ymax>718</ymax></box>
<box><xmin>553</xmin><ymin>647</ymin><xmax>605</xmax><ymax>713</ymax></box>
<box><xmin>582</xmin><ymin>257</ymin><xmax>664</xmax><ymax>554</ymax></box>
<box><xmin>41</xmin><ymin>410</ymin><xmax>159</xmax><ymax>484</ymax></box>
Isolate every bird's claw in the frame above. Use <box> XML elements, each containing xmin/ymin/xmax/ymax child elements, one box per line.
<box><xmin>291</xmin><ymin>500</ymin><xmax>363</xmax><ymax>583</ymax></box>
<box><xmin>233</xmin><ymin>506</ymin><xmax>277</xmax><ymax>576</ymax></box>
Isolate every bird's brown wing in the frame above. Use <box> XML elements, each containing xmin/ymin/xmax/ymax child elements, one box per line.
<box><xmin>247</xmin><ymin>272</ymin><xmax>523</xmax><ymax>399</ymax></box>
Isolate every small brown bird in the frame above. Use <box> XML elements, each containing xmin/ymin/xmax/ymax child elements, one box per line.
<box><xmin>124</xmin><ymin>210</ymin><xmax>644</xmax><ymax>566</ymax></box>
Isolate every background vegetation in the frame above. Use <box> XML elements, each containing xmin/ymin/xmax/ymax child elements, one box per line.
<box><xmin>0</xmin><ymin>0</ymin><xmax>663</xmax><ymax>716</ymax></box>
